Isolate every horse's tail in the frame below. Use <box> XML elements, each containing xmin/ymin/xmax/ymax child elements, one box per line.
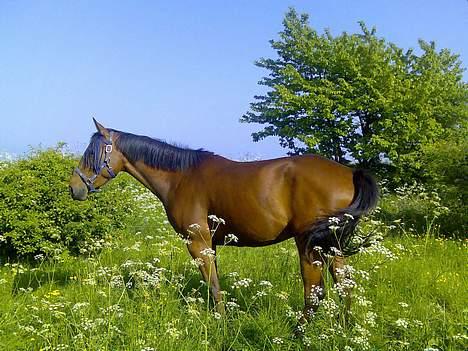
<box><xmin>305</xmin><ymin>169</ymin><xmax>379</xmax><ymax>258</ymax></box>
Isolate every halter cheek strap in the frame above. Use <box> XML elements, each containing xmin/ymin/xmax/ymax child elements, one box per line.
<box><xmin>74</xmin><ymin>132</ymin><xmax>116</xmax><ymax>193</ymax></box>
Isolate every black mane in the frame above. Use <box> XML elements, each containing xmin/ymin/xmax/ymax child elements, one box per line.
<box><xmin>113</xmin><ymin>130</ymin><xmax>214</xmax><ymax>171</ymax></box>
<box><xmin>82</xmin><ymin>133</ymin><xmax>108</xmax><ymax>173</ymax></box>
<box><xmin>82</xmin><ymin>130</ymin><xmax>214</xmax><ymax>172</ymax></box>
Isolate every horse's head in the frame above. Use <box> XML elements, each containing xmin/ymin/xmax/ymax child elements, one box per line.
<box><xmin>69</xmin><ymin>119</ymin><xmax>123</xmax><ymax>200</ymax></box>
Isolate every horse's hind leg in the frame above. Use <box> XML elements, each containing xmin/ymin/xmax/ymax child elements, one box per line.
<box><xmin>294</xmin><ymin>236</ymin><xmax>325</xmax><ymax>324</ymax></box>
<box><xmin>329</xmin><ymin>256</ymin><xmax>352</xmax><ymax>321</ymax></box>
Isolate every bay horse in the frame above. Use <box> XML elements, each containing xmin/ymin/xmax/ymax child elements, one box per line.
<box><xmin>69</xmin><ymin>119</ymin><xmax>378</xmax><ymax>321</ymax></box>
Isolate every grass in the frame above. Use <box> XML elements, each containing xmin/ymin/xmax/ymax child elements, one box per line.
<box><xmin>0</xmin><ymin>203</ymin><xmax>466</xmax><ymax>351</ymax></box>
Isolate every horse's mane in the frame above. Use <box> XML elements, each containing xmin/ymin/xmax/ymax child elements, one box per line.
<box><xmin>82</xmin><ymin>133</ymin><xmax>108</xmax><ymax>173</ymax></box>
<box><xmin>82</xmin><ymin>130</ymin><xmax>213</xmax><ymax>172</ymax></box>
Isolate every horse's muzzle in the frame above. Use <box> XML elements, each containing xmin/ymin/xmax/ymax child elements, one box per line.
<box><xmin>69</xmin><ymin>185</ymin><xmax>87</xmax><ymax>201</ymax></box>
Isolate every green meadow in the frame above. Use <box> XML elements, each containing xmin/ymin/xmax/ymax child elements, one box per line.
<box><xmin>1</xmin><ymin>3</ymin><xmax>467</xmax><ymax>351</ymax></box>
<box><xmin>0</xmin><ymin>182</ymin><xmax>466</xmax><ymax>351</ymax></box>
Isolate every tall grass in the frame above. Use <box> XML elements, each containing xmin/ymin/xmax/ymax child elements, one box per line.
<box><xmin>0</xmin><ymin>192</ymin><xmax>466</xmax><ymax>351</ymax></box>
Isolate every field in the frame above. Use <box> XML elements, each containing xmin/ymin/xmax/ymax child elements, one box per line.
<box><xmin>0</xmin><ymin>188</ymin><xmax>466</xmax><ymax>351</ymax></box>
<box><xmin>1</xmin><ymin>2</ymin><xmax>467</xmax><ymax>350</ymax></box>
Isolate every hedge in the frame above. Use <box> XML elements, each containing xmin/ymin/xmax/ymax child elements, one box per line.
<box><xmin>0</xmin><ymin>145</ymin><xmax>144</xmax><ymax>260</ymax></box>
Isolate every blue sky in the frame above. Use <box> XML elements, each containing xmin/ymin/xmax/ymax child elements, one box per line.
<box><xmin>1</xmin><ymin>1</ymin><xmax>467</xmax><ymax>159</ymax></box>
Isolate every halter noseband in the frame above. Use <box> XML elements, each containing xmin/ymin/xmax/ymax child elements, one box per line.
<box><xmin>74</xmin><ymin>132</ymin><xmax>116</xmax><ymax>193</ymax></box>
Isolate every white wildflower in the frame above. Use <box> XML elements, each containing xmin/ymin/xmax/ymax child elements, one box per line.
<box><xmin>285</xmin><ymin>306</ymin><xmax>304</xmax><ymax>320</ymax></box>
<box><xmin>72</xmin><ymin>302</ymin><xmax>90</xmax><ymax>312</ymax></box>
<box><xmin>226</xmin><ymin>301</ymin><xmax>240</xmax><ymax>310</ymax></box>
<box><xmin>329</xmin><ymin>217</ymin><xmax>340</xmax><ymax>224</ymax></box>
<box><xmin>190</xmin><ymin>258</ymin><xmax>204</xmax><ymax>267</ymax></box>
<box><xmin>330</xmin><ymin>246</ymin><xmax>342</xmax><ymax>255</ymax></box>
<box><xmin>276</xmin><ymin>291</ymin><xmax>289</xmax><ymax>300</ymax></box>
<box><xmin>312</xmin><ymin>260</ymin><xmax>322</xmax><ymax>267</ymax></box>
<box><xmin>395</xmin><ymin>318</ymin><xmax>409</xmax><ymax>328</ymax></box>
<box><xmin>232</xmin><ymin>278</ymin><xmax>252</xmax><ymax>289</ymax></box>
<box><xmin>208</xmin><ymin>215</ymin><xmax>225</xmax><ymax>225</ymax></box>
<box><xmin>355</xmin><ymin>295</ymin><xmax>372</xmax><ymax>307</ymax></box>
<box><xmin>34</xmin><ymin>254</ymin><xmax>44</xmax><ymax>261</ymax></box>
<box><xmin>259</xmin><ymin>280</ymin><xmax>273</xmax><ymax>288</ymax></box>
<box><xmin>321</xmin><ymin>297</ymin><xmax>338</xmax><ymax>317</ymax></box>
<box><xmin>303</xmin><ymin>336</ymin><xmax>312</xmax><ymax>347</ymax></box>
<box><xmin>224</xmin><ymin>233</ymin><xmax>239</xmax><ymax>244</ymax></box>
<box><xmin>309</xmin><ymin>285</ymin><xmax>324</xmax><ymax>303</ymax></box>
<box><xmin>187</xmin><ymin>223</ymin><xmax>201</xmax><ymax>234</ymax></box>
<box><xmin>272</xmin><ymin>337</ymin><xmax>284</xmax><ymax>344</ymax></box>
<box><xmin>200</xmin><ymin>248</ymin><xmax>216</xmax><ymax>258</ymax></box>
<box><xmin>351</xmin><ymin>335</ymin><xmax>370</xmax><ymax>350</ymax></box>
<box><xmin>364</xmin><ymin>311</ymin><xmax>377</xmax><ymax>327</ymax></box>
<box><xmin>166</xmin><ymin>326</ymin><xmax>181</xmax><ymax>339</ymax></box>
<box><xmin>228</xmin><ymin>271</ymin><xmax>239</xmax><ymax>278</ymax></box>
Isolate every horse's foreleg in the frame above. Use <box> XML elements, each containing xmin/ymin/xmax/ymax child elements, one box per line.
<box><xmin>294</xmin><ymin>236</ymin><xmax>325</xmax><ymax>324</ymax></box>
<box><xmin>187</xmin><ymin>238</ymin><xmax>225</xmax><ymax>314</ymax></box>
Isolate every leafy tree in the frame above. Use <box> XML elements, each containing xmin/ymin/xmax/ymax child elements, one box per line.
<box><xmin>242</xmin><ymin>8</ymin><xmax>467</xmax><ymax>177</ymax></box>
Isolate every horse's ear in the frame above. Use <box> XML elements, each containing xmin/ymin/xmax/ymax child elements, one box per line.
<box><xmin>93</xmin><ymin>117</ymin><xmax>110</xmax><ymax>138</ymax></box>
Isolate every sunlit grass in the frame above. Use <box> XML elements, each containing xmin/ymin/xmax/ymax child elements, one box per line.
<box><xmin>0</xmin><ymin>205</ymin><xmax>466</xmax><ymax>351</ymax></box>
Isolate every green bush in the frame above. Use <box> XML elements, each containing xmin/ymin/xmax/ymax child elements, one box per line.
<box><xmin>377</xmin><ymin>180</ymin><xmax>466</xmax><ymax>238</ymax></box>
<box><xmin>418</xmin><ymin>125</ymin><xmax>467</xmax><ymax>235</ymax></box>
<box><xmin>0</xmin><ymin>145</ymin><xmax>143</xmax><ymax>260</ymax></box>
<box><xmin>379</xmin><ymin>124</ymin><xmax>467</xmax><ymax>237</ymax></box>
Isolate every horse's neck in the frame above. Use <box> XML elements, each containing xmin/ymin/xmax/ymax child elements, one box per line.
<box><xmin>122</xmin><ymin>158</ymin><xmax>181</xmax><ymax>205</ymax></box>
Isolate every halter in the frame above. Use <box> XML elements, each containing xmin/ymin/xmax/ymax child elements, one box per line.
<box><xmin>74</xmin><ymin>131</ymin><xmax>116</xmax><ymax>193</ymax></box>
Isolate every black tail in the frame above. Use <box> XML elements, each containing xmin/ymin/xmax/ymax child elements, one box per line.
<box><xmin>305</xmin><ymin>169</ymin><xmax>379</xmax><ymax>258</ymax></box>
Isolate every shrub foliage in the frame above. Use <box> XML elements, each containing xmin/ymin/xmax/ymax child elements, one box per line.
<box><xmin>0</xmin><ymin>145</ymin><xmax>141</xmax><ymax>260</ymax></box>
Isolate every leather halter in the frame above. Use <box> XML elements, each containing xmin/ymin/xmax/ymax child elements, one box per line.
<box><xmin>74</xmin><ymin>132</ymin><xmax>116</xmax><ymax>193</ymax></box>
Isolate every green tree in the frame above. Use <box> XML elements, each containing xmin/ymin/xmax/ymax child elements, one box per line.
<box><xmin>242</xmin><ymin>8</ymin><xmax>468</xmax><ymax>177</ymax></box>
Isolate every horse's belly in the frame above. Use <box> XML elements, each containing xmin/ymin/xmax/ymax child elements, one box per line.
<box><xmin>211</xmin><ymin>211</ymin><xmax>292</xmax><ymax>246</ymax></box>
<box><xmin>218</xmin><ymin>230</ymin><xmax>294</xmax><ymax>247</ymax></box>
